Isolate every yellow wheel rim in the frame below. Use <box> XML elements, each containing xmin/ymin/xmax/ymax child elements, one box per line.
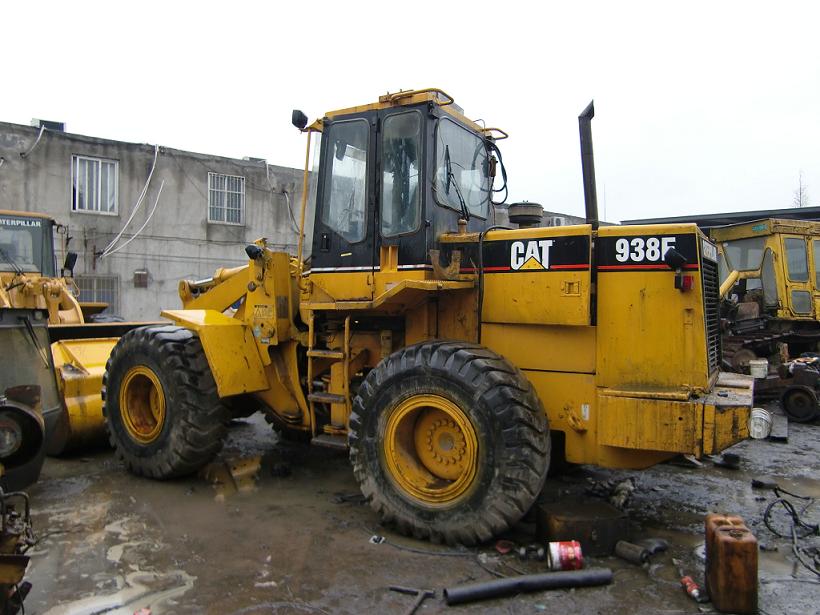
<box><xmin>119</xmin><ymin>366</ymin><xmax>166</xmax><ymax>444</ymax></box>
<box><xmin>383</xmin><ymin>394</ymin><xmax>478</xmax><ymax>505</ymax></box>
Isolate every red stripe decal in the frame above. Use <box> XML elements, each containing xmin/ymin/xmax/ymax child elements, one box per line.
<box><xmin>459</xmin><ymin>264</ymin><xmax>589</xmax><ymax>273</ymax></box>
<box><xmin>598</xmin><ymin>263</ymin><xmax>700</xmax><ymax>271</ymax></box>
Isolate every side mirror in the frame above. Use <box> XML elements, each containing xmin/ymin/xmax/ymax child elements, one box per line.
<box><xmin>62</xmin><ymin>251</ymin><xmax>77</xmax><ymax>277</ymax></box>
<box><xmin>292</xmin><ymin>110</ymin><xmax>308</xmax><ymax>131</ymax></box>
<box><xmin>245</xmin><ymin>244</ymin><xmax>263</xmax><ymax>260</ymax></box>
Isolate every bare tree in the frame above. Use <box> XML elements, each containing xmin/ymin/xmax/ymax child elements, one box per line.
<box><xmin>793</xmin><ymin>171</ymin><xmax>809</xmax><ymax>208</ymax></box>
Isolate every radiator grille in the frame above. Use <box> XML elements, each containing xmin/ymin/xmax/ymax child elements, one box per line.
<box><xmin>701</xmin><ymin>258</ymin><xmax>721</xmax><ymax>373</ymax></box>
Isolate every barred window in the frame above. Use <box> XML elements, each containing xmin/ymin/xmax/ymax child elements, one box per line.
<box><xmin>72</xmin><ymin>155</ymin><xmax>118</xmax><ymax>214</ymax></box>
<box><xmin>208</xmin><ymin>172</ymin><xmax>245</xmax><ymax>225</ymax></box>
<box><xmin>76</xmin><ymin>275</ymin><xmax>118</xmax><ymax>313</ymax></box>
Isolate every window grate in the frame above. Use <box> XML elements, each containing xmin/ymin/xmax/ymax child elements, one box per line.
<box><xmin>208</xmin><ymin>172</ymin><xmax>245</xmax><ymax>225</ymax></box>
<box><xmin>701</xmin><ymin>258</ymin><xmax>721</xmax><ymax>374</ymax></box>
<box><xmin>76</xmin><ymin>275</ymin><xmax>119</xmax><ymax>313</ymax></box>
<box><xmin>72</xmin><ymin>155</ymin><xmax>118</xmax><ymax>214</ymax></box>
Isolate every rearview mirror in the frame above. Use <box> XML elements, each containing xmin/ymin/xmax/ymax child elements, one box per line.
<box><xmin>62</xmin><ymin>251</ymin><xmax>77</xmax><ymax>277</ymax></box>
<box><xmin>292</xmin><ymin>110</ymin><xmax>308</xmax><ymax>131</ymax></box>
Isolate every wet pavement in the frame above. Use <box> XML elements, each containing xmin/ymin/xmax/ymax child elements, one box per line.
<box><xmin>25</xmin><ymin>402</ymin><xmax>820</xmax><ymax>614</ymax></box>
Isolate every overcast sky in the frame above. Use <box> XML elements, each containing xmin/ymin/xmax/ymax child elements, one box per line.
<box><xmin>3</xmin><ymin>1</ymin><xmax>818</xmax><ymax>223</ymax></box>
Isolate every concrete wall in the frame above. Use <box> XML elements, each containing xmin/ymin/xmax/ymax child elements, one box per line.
<box><xmin>0</xmin><ymin>122</ymin><xmax>302</xmax><ymax>320</ymax></box>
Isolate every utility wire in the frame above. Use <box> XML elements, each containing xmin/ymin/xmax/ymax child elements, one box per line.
<box><xmin>762</xmin><ymin>486</ymin><xmax>820</xmax><ymax>577</ymax></box>
<box><xmin>101</xmin><ymin>180</ymin><xmax>165</xmax><ymax>258</ymax></box>
<box><xmin>100</xmin><ymin>144</ymin><xmax>159</xmax><ymax>257</ymax></box>
<box><xmin>19</xmin><ymin>126</ymin><xmax>46</xmax><ymax>159</ymax></box>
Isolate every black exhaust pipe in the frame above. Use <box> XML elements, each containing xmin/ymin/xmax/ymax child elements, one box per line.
<box><xmin>578</xmin><ymin>101</ymin><xmax>599</xmax><ymax>230</ymax></box>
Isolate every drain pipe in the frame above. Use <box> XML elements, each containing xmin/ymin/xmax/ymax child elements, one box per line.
<box><xmin>444</xmin><ymin>567</ymin><xmax>613</xmax><ymax>605</ymax></box>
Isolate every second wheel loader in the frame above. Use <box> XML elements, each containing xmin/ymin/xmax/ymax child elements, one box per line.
<box><xmin>0</xmin><ymin>210</ymin><xmax>148</xmax><ymax>456</ymax></box>
<box><xmin>102</xmin><ymin>89</ymin><xmax>763</xmax><ymax>545</ymax></box>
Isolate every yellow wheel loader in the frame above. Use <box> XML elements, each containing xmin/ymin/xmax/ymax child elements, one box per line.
<box><xmin>0</xmin><ymin>210</ymin><xmax>144</xmax><ymax>455</ymax></box>
<box><xmin>103</xmin><ymin>90</ymin><xmax>764</xmax><ymax>545</ymax></box>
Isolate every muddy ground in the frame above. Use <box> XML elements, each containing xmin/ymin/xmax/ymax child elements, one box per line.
<box><xmin>24</xmin><ymin>402</ymin><xmax>820</xmax><ymax>615</ymax></box>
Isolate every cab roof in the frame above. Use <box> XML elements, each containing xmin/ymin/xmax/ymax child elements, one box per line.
<box><xmin>319</xmin><ymin>88</ymin><xmax>505</xmax><ymax>139</ymax></box>
<box><xmin>710</xmin><ymin>218</ymin><xmax>820</xmax><ymax>241</ymax></box>
<box><xmin>0</xmin><ymin>210</ymin><xmax>56</xmax><ymax>222</ymax></box>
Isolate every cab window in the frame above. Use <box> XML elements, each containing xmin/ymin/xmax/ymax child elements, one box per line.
<box><xmin>321</xmin><ymin>120</ymin><xmax>369</xmax><ymax>243</ymax></box>
<box><xmin>381</xmin><ymin>112</ymin><xmax>421</xmax><ymax>236</ymax></box>
<box><xmin>784</xmin><ymin>237</ymin><xmax>808</xmax><ymax>282</ymax></box>
<box><xmin>434</xmin><ymin>118</ymin><xmax>489</xmax><ymax>218</ymax></box>
<box><xmin>761</xmin><ymin>249</ymin><xmax>778</xmax><ymax>306</ymax></box>
<box><xmin>813</xmin><ymin>240</ymin><xmax>820</xmax><ymax>287</ymax></box>
<box><xmin>723</xmin><ymin>237</ymin><xmax>765</xmax><ymax>271</ymax></box>
<box><xmin>0</xmin><ymin>217</ymin><xmax>53</xmax><ymax>275</ymax></box>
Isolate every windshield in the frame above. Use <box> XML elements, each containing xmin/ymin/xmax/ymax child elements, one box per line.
<box><xmin>0</xmin><ymin>215</ymin><xmax>55</xmax><ymax>276</ymax></box>
<box><xmin>722</xmin><ymin>237</ymin><xmax>766</xmax><ymax>272</ymax></box>
<box><xmin>434</xmin><ymin>118</ymin><xmax>490</xmax><ymax>218</ymax></box>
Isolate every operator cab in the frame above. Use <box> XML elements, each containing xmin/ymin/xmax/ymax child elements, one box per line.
<box><xmin>299</xmin><ymin>89</ymin><xmax>505</xmax><ymax>297</ymax></box>
<box><xmin>0</xmin><ymin>211</ymin><xmax>57</xmax><ymax>277</ymax></box>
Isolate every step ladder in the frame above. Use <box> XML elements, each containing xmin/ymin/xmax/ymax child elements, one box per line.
<box><xmin>306</xmin><ymin>315</ymin><xmax>367</xmax><ymax>450</ymax></box>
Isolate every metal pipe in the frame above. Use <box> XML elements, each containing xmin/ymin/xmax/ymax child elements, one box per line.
<box><xmin>720</xmin><ymin>269</ymin><xmax>740</xmax><ymax>298</ymax></box>
<box><xmin>296</xmin><ymin>131</ymin><xmax>313</xmax><ymax>276</ymax></box>
<box><xmin>443</xmin><ymin>567</ymin><xmax>613</xmax><ymax>605</ymax></box>
<box><xmin>578</xmin><ymin>101</ymin><xmax>599</xmax><ymax>230</ymax></box>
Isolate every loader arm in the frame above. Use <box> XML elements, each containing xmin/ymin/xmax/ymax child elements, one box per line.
<box><xmin>162</xmin><ymin>246</ymin><xmax>307</xmax><ymax>423</ymax></box>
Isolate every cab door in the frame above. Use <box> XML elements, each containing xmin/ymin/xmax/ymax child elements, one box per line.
<box><xmin>810</xmin><ymin>239</ymin><xmax>820</xmax><ymax>318</ymax></box>
<box><xmin>782</xmin><ymin>235</ymin><xmax>814</xmax><ymax>318</ymax></box>
<box><xmin>309</xmin><ymin>116</ymin><xmax>376</xmax><ymax>301</ymax></box>
<box><xmin>375</xmin><ymin>108</ymin><xmax>426</xmax><ymax>292</ymax></box>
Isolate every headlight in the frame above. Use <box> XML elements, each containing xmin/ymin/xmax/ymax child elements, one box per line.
<box><xmin>748</xmin><ymin>407</ymin><xmax>772</xmax><ymax>440</ymax></box>
<box><xmin>0</xmin><ymin>413</ymin><xmax>23</xmax><ymax>457</ymax></box>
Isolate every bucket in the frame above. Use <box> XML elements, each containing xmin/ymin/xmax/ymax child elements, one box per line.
<box><xmin>547</xmin><ymin>540</ymin><xmax>583</xmax><ymax>570</ymax></box>
<box><xmin>748</xmin><ymin>407</ymin><xmax>772</xmax><ymax>440</ymax></box>
<box><xmin>749</xmin><ymin>359</ymin><xmax>768</xmax><ymax>379</ymax></box>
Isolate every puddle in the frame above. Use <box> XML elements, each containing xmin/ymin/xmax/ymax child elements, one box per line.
<box><xmin>42</xmin><ymin>569</ymin><xmax>196</xmax><ymax>615</ymax></box>
<box><xmin>200</xmin><ymin>456</ymin><xmax>262</xmax><ymax>500</ymax></box>
<box><xmin>107</xmin><ymin>540</ymin><xmax>153</xmax><ymax>564</ymax></box>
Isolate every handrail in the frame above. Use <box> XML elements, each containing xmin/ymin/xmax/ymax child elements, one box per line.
<box><xmin>379</xmin><ymin>88</ymin><xmax>455</xmax><ymax>107</ymax></box>
<box><xmin>483</xmin><ymin>127</ymin><xmax>509</xmax><ymax>140</ymax></box>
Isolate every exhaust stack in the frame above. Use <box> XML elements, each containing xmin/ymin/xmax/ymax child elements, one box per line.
<box><xmin>578</xmin><ymin>101</ymin><xmax>599</xmax><ymax>231</ymax></box>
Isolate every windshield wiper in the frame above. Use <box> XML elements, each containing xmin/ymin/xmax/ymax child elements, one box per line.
<box><xmin>0</xmin><ymin>245</ymin><xmax>25</xmax><ymax>290</ymax></box>
<box><xmin>20</xmin><ymin>315</ymin><xmax>50</xmax><ymax>369</ymax></box>
<box><xmin>444</xmin><ymin>145</ymin><xmax>470</xmax><ymax>221</ymax></box>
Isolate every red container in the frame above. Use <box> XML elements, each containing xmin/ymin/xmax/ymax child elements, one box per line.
<box><xmin>547</xmin><ymin>540</ymin><xmax>583</xmax><ymax>570</ymax></box>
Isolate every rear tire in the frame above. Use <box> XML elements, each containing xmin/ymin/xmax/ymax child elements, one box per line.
<box><xmin>781</xmin><ymin>385</ymin><xmax>820</xmax><ymax>423</ymax></box>
<box><xmin>102</xmin><ymin>325</ymin><xmax>229</xmax><ymax>478</ymax></box>
<box><xmin>349</xmin><ymin>341</ymin><xmax>550</xmax><ymax>545</ymax></box>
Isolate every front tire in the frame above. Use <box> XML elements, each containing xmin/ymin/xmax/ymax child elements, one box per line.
<box><xmin>102</xmin><ymin>325</ymin><xmax>229</xmax><ymax>478</ymax></box>
<box><xmin>349</xmin><ymin>341</ymin><xmax>550</xmax><ymax>545</ymax></box>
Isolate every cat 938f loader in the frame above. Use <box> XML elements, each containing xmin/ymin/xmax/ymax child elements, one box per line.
<box><xmin>103</xmin><ymin>89</ymin><xmax>764</xmax><ymax>545</ymax></box>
